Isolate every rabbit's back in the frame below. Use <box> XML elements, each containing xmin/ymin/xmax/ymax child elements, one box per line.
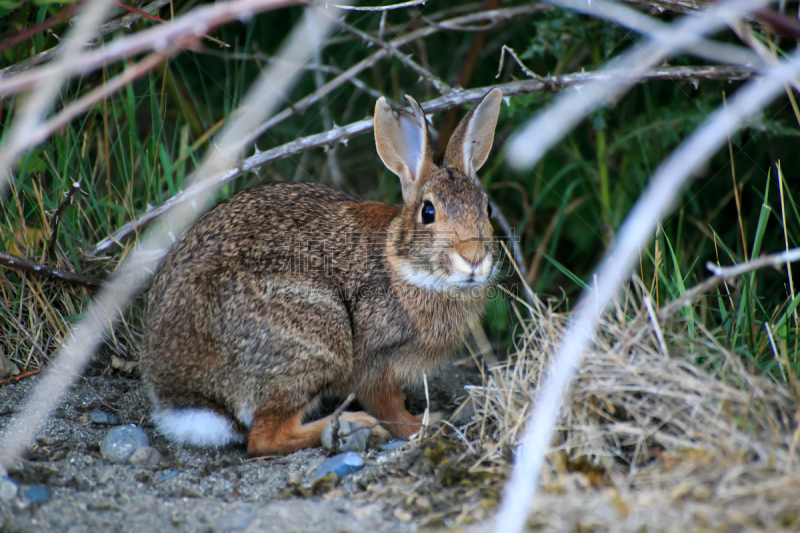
<box><xmin>152</xmin><ymin>183</ymin><xmax>369</xmax><ymax>285</ymax></box>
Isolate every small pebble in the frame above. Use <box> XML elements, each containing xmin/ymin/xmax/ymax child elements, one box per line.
<box><xmin>381</xmin><ymin>440</ymin><xmax>409</xmax><ymax>451</ymax></box>
<box><xmin>313</xmin><ymin>452</ymin><xmax>364</xmax><ymax>479</ymax></box>
<box><xmin>95</xmin><ymin>467</ymin><xmax>114</xmax><ymax>485</ymax></box>
<box><xmin>214</xmin><ymin>509</ymin><xmax>252</xmax><ymax>531</ymax></box>
<box><xmin>35</xmin><ymin>436</ymin><xmax>57</xmax><ymax>447</ymax></box>
<box><xmin>0</xmin><ymin>477</ymin><xmax>18</xmax><ymax>501</ymax></box>
<box><xmin>90</xmin><ymin>412</ymin><xmax>120</xmax><ymax>426</ymax></box>
<box><xmin>129</xmin><ymin>446</ymin><xmax>163</xmax><ymax>468</ymax></box>
<box><xmin>321</xmin><ymin>420</ymin><xmax>370</xmax><ymax>453</ymax></box>
<box><xmin>450</xmin><ymin>397</ymin><xmax>476</xmax><ymax>425</ymax></box>
<box><xmin>393</xmin><ymin>507</ymin><xmax>413</xmax><ymax>522</ymax></box>
<box><xmin>23</xmin><ymin>485</ymin><xmax>50</xmax><ymax>503</ymax></box>
<box><xmin>100</xmin><ymin>425</ymin><xmax>149</xmax><ymax>464</ymax></box>
<box><xmin>159</xmin><ymin>471</ymin><xmax>179</xmax><ymax>481</ymax></box>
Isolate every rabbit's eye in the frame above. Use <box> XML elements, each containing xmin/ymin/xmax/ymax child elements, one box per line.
<box><xmin>421</xmin><ymin>200</ymin><xmax>436</xmax><ymax>224</ymax></box>
<box><xmin>487</xmin><ymin>202</ymin><xmax>493</xmax><ymax>218</ymax></box>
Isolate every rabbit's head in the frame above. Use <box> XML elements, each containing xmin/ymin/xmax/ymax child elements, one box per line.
<box><xmin>375</xmin><ymin>89</ymin><xmax>503</xmax><ymax>293</ymax></box>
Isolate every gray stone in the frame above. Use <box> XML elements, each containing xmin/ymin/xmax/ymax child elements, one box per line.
<box><xmin>380</xmin><ymin>440</ymin><xmax>410</xmax><ymax>451</ymax></box>
<box><xmin>313</xmin><ymin>452</ymin><xmax>365</xmax><ymax>479</ymax></box>
<box><xmin>450</xmin><ymin>397</ymin><xmax>476</xmax><ymax>425</ymax></box>
<box><xmin>36</xmin><ymin>436</ymin><xmax>57</xmax><ymax>447</ymax></box>
<box><xmin>90</xmin><ymin>412</ymin><xmax>120</xmax><ymax>425</ymax></box>
<box><xmin>0</xmin><ymin>477</ymin><xmax>18</xmax><ymax>500</ymax></box>
<box><xmin>321</xmin><ymin>420</ymin><xmax>370</xmax><ymax>453</ymax></box>
<box><xmin>23</xmin><ymin>485</ymin><xmax>51</xmax><ymax>502</ymax></box>
<box><xmin>129</xmin><ymin>446</ymin><xmax>163</xmax><ymax>468</ymax></box>
<box><xmin>95</xmin><ymin>467</ymin><xmax>114</xmax><ymax>485</ymax></box>
<box><xmin>214</xmin><ymin>508</ymin><xmax>252</xmax><ymax>531</ymax></box>
<box><xmin>159</xmin><ymin>470</ymin><xmax>179</xmax><ymax>481</ymax></box>
<box><xmin>100</xmin><ymin>425</ymin><xmax>149</xmax><ymax>464</ymax></box>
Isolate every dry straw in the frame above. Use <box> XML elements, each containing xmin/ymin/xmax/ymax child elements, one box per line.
<box><xmin>468</xmin><ymin>284</ymin><xmax>798</xmax><ymax>531</ymax></box>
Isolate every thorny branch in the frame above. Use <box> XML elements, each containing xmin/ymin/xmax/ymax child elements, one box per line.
<box><xmin>238</xmin><ymin>4</ymin><xmax>550</xmax><ymax>151</ymax></box>
<box><xmin>89</xmin><ymin>65</ymin><xmax>756</xmax><ymax>256</ymax></box>
<box><xmin>0</xmin><ymin>252</ymin><xmax>104</xmax><ymax>291</ymax></box>
<box><xmin>332</xmin><ymin>0</ymin><xmax>428</xmax><ymax>12</ymax></box>
<box><xmin>496</xmin><ymin>45</ymin><xmax>549</xmax><ymax>84</ymax></box>
<box><xmin>658</xmin><ymin>248</ymin><xmax>800</xmax><ymax>321</ymax></box>
<box><xmin>47</xmin><ymin>181</ymin><xmax>83</xmax><ymax>257</ymax></box>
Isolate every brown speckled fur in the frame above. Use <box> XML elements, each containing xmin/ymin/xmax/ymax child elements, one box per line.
<box><xmin>141</xmin><ymin>90</ymin><xmax>502</xmax><ymax>455</ymax></box>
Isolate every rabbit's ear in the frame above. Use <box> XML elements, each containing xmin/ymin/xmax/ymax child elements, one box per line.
<box><xmin>375</xmin><ymin>95</ymin><xmax>432</xmax><ymax>199</ymax></box>
<box><xmin>443</xmin><ymin>88</ymin><xmax>502</xmax><ymax>180</ymax></box>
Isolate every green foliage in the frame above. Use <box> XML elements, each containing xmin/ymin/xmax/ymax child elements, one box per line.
<box><xmin>0</xmin><ymin>1</ymin><xmax>798</xmax><ymax>382</ymax></box>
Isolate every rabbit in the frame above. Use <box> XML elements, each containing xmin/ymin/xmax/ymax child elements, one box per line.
<box><xmin>141</xmin><ymin>88</ymin><xmax>503</xmax><ymax>456</ymax></box>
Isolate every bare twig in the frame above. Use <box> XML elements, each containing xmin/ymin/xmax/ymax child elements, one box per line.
<box><xmin>89</xmin><ymin>65</ymin><xmax>755</xmax><ymax>255</ymax></box>
<box><xmin>199</xmin><ymin>48</ymin><xmax>398</xmax><ymax>106</ymax></box>
<box><xmin>618</xmin><ymin>0</ymin><xmax>711</xmax><ymax>13</ymax></box>
<box><xmin>500</xmin><ymin>240</ymin><xmax>534</xmax><ymax>307</ymax></box>
<box><xmin>0</xmin><ymin>370</ymin><xmax>41</xmax><ymax>388</ymax></box>
<box><xmin>0</xmin><ymin>1</ymin><xmax>82</xmax><ymax>54</ymax></box>
<box><xmin>46</xmin><ymin>181</ymin><xmax>83</xmax><ymax>256</ymax></box>
<box><xmin>336</xmin><ymin>19</ymin><xmax>453</xmax><ymax>95</ymax></box>
<box><xmin>495</xmin><ymin>42</ymin><xmax>800</xmax><ymax>533</ymax></box>
<box><xmin>330</xmin><ymin>393</ymin><xmax>356</xmax><ymax>455</ymax></box>
<box><xmin>331</xmin><ymin>0</ymin><xmax>427</xmax><ymax>11</ymax></box>
<box><xmin>730</xmin><ymin>20</ymin><xmax>800</xmax><ymax>94</ymax></box>
<box><xmin>658</xmin><ymin>249</ymin><xmax>800</xmax><ymax>321</ymax></box>
<box><xmin>113</xmin><ymin>0</ymin><xmax>230</xmax><ymax>47</ymax></box>
<box><xmin>0</xmin><ymin>252</ymin><xmax>105</xmax><ymax>291</ymax></box>
<box><xmin>708</xmin><ymin>249</ymin><xmax>800</xmax><ymax>278</ymax></box>
<box><xmin>496</xmin><ymin>45</ymin><xmax>548</xmax><ymax>83</ymax></box>
<box><xmin>313</xmin><ymin>50</ymin><xmax>344</xmax><ymax>188</ymax></box>
<box><xmin>0</xmin><ymin>0</ymin><xmax>172</xmax><ymax>77</ymax></box>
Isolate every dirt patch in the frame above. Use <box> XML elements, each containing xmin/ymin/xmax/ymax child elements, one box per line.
<box><xmin>0</xmin><ymin>362</ymin><xmax>483</xmax><ymax>532</ymax></box>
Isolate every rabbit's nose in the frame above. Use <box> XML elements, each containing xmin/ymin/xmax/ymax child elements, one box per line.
<box><xmin>454</xmin><ymin>239</ymin><xmax>486</xmax><ymax>269</ymax></box>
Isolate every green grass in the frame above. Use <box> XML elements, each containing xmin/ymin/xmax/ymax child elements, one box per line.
<box><xmin>0</xmin><ymin>1</ymin><xmax>798</xmax><ymax>388</ymax></box>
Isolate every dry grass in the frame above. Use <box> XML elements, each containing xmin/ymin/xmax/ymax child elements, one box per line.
<box><xmin>0</xmin><ymin>271</ymin><xmax>142</xmax><ymax>376</ymax></box>
<box><xmin>460</xmin><ymin>285</ymin><xmax>800</xmax><ymax>531</ymax></box>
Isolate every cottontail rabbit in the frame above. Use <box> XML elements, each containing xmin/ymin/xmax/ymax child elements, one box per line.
<box><xmin>142</xmin><ymin>89</ymin><xmax>503</xmax><ymax>456</ymax></box>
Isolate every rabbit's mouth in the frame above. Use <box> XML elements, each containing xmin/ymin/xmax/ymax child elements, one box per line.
<box><xmin>397</xmin><ymin>251</ymin><xmax>495</xmax><ymax>292</ymax></box>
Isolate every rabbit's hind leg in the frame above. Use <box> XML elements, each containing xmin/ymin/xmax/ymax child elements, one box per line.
<box><xmin>247</xmin><ymin>409</ymin><xmax>382</xmax><ymax>456</ymax></box>
<box><xmin>358</xmin><ymin>378</ymin><xmax>425</xmax><ymax>439</ymax></box>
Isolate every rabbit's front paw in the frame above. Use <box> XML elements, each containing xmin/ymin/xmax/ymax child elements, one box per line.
<box><xmin>339</xmin><ymin>411</ymin><xmax>390</xmax><ymax>439</ymax></box>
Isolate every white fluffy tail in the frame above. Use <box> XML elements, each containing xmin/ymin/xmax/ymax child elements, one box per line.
<box><xmin>153</xmin><ymin>408</ymin><xmax>246</xmax><ymax>448</ymax></box>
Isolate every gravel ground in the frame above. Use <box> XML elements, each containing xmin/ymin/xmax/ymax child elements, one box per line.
<box><xmin>0</xmin><ymin>363</ymin><xmax>480</xmax><ymax>533</ymax></box>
